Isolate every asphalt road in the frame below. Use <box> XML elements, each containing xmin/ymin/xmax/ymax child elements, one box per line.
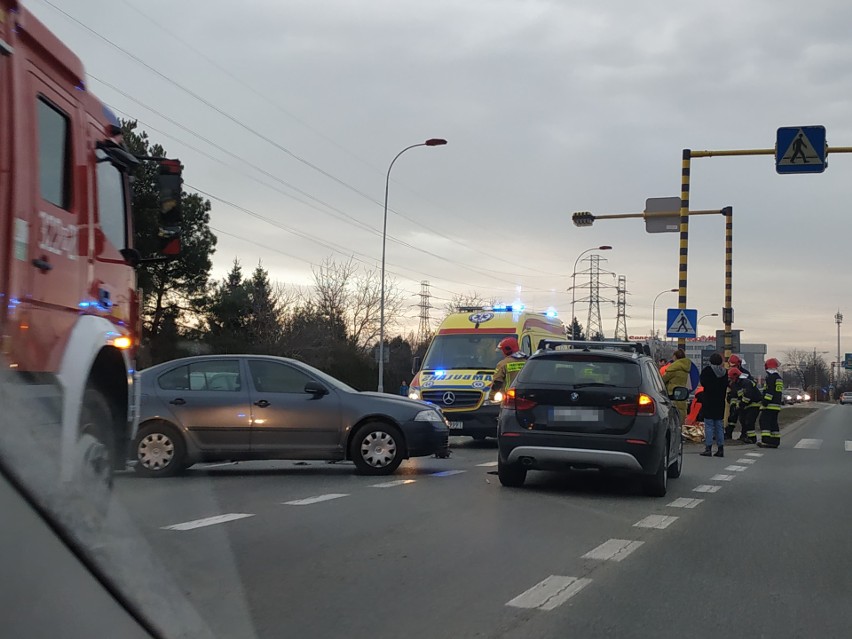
<box><xmin>112</xmin><ymin>404</ymin><xmax>852</xmax><ymax>639</ymax></box>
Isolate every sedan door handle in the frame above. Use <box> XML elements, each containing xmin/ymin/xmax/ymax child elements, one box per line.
<box><xmin>169</xmin><ymin>398</ymin><xmax>186</xmax><ymax>406</ymax></box>
<box><xmin>254</xmin><ymin>400</ymin><xmax>270</xmax><ymax>408</ymax></box>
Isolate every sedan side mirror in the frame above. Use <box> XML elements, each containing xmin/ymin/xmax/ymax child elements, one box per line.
<box><xmin>670</xmin><ymin>386</ymin><xmax>689</xmax><ymax>401</ymax></box>
<box><xmin>304</xmin><ymin>381</ymin><xmax>328</xmax><ymax>397</ymax></box>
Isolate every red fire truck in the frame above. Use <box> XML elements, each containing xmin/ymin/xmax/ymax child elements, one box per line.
<box><xmin>0</xmin><ymin>1</ymin><xmax>182</xmax><ymax>499</ymax></box>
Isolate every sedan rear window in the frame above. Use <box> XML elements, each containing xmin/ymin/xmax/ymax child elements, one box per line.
<box><xmin>520</xmin><ymin>355</ymin><xmax>641</xmax><ymax>387</ymax></box>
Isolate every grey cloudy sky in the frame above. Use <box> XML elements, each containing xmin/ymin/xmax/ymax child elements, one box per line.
<box><xmin>28</xmin><ymin>0</ymin><xmax>852</xmax><ymax>360</ymax></box>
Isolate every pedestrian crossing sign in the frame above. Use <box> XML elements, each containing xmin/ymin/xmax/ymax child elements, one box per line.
<box><xmin>666</xmin><ymin>308</ymin><xmax>697</xmax><ymax>338</ymax></box>
<box><xmin>776</xmin><ymin>126</ymin><xmax>826</xmax><ymax>174</ymax></box>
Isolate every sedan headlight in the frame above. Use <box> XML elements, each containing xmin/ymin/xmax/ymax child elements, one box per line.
<box><xmin>803</xmin><ymin>393</ymin><xmax>811</xmax><ymax>401</ymax></box>
<box><xmin>408</xmin><ymin>389</ymin><xmax>421</xmax><ymax>400</ymax></box>
<box><xmin>414</xmin><ymin>410</ymin><xmax>445</xmax><ymax>423</ymax></box>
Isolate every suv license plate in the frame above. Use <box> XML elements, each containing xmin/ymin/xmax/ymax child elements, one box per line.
<box><xmin>552</xmin><ymin>408</ymin><xmax>600</xmax><ymax>422</ymax></box>
<box><xmin>448</xmin><ymin>421</ymin><xmax>464</xmax><ymax>429</ymax></box>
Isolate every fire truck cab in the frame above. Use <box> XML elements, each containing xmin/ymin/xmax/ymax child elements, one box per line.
<box><xmin>0</xmin><ymin>1</ymin><xmax>181</xmax><ymax>501</ymax></box>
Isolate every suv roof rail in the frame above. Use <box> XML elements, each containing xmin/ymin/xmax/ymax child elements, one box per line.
<box><xmin>537</xmin><ymin>339</ymin><xmax>651</xmax><ymax>355</ymax></box>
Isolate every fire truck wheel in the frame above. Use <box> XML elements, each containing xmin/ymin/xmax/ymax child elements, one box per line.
<box><xmin>134</xmin><ymin>422</ymin><xmax>187</xmax><ymax>477</ymax></box>
<box><xmin>71</xmin><ymin>387</ymin><xmax>117</xmax><ymax>523</ymax></box>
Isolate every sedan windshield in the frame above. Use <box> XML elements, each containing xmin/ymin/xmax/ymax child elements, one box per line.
<box><xmin>421</xmin><ymin>333</ymin><xmax>515</xmax><ymax>370</ymax></box>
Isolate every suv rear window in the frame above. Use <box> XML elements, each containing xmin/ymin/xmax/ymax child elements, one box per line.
<box><xmin>520</xmin><ymin>354</ymin><xmax>641</xmax><ymax>386</ymax></box>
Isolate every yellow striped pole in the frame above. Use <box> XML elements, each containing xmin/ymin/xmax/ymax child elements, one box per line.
<box><xmin>678</xmin><ymin>149</ymin><xmax>691</xmax><ymax>351</ymax></box>
<box><xmin>723</xmin><ymin>207</ymin><xmax>733</xmax><ymax>360</ymax></box>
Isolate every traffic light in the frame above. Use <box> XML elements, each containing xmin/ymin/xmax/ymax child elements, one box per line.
<box><xmin>572</xmin><ymin>211</ymin><xmax>595</xmax><ymax>227</ymax></box>
<box><xmin>157</xmin><ymin>158</ymin><xmax>183</xmax><ymax>256</ymax></box>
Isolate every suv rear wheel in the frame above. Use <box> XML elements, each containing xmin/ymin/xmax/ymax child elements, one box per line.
<box><xmin>643</xmin><ymin>445</ymin><xmax>668</xmax><ymax>497</ymax></box>
<box><xmin>498</xmin><ymin>458</ymin><xmax>526</xmax><ymax>487</ymax></box>
<box><xmin>667</xmin><ymin>436</ymin><xmax>683</xmax><ymax>478</ymax></box>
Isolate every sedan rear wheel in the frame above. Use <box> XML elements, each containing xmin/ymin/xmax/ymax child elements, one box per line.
<box><xmin>350</xmin><ymin>422</ymin><xmax>404</xmax><ymax>475</ymax></box>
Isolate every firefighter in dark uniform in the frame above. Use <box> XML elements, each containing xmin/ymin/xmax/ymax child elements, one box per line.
<box><xmin>725</xmin><ymin>354</ymin><xmax>751</xmax><ymax>440</ymax></box>
<box><xmin>728</xmin><ymin>367</ymin><xmax>762</xmax><ymax>443</ymax></box>
<box><xmin>489</xmin><ymin>337</ymin><xmax>528</xmax><ymax>399</ymax></box>
<box><xmin>758</xmin><ymin>357</ymin><xmax>783</xmax><ymax>448</ymax></box>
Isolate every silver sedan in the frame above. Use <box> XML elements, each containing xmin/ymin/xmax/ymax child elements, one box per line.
<box><xmin>132</xmin><ymin>355</ymin><xmax>449</xmax><ymax>476</ymax></box>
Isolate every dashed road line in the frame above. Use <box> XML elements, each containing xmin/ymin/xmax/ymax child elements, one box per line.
<box><xmin>283</xmin><ymin>494</ymin><xmax>349</xmax><ymax>505</ymax></box>
<box><xmin>795</xmin><ymin>438</ymin><xmax>823</xmax><ymax>449</ymax></box>
<box><xmin>746</xmin><ymin>452</ymin><xmax>763</xmax><ymax>457</ymax></box>
<box><xmin>845</xmin><ymin>441</ymin><xmax>852</xmax><ymax>452</ymax></box>
<box><xmin>162</xmin><ymin>513</ymin><xmax>254</xmax><ymax>531</ymax></box>
<box><xmin>725</xmin><ymin>465</ymin><xmax>748</xmax><ymax>472</ymax></box>
<box><xmin>582</xmin><ymin>539</ymin><xmax>644</xmax><ymax>562</ymax></box>
<box><xmin>736</xmin><ymin>458</ymin><xmax>756</xmax><ymax>464</ymax></box>
<box><xmin>667</xmin><ymin>497</ymin><xmax>703</xmax><ymax>509</ymax></box>
<box><xmin>633</xmin><ymin>514</ymin><xmax>678</xmax><ymax>529</ymax></box>
<box><xmin>431</xmin><ymin>470</ymin><xmax>467</xmax><ymax>477</ymax></box>
<box><xmin>694</xmin><ymin>484</ymin><xmax>721</xmax><ymax>493</ymax></box>
<box><xmin>711</xmin><ymin>474</ymin><xmax>735</xmax><ymax>481</ymax></box>
<box><xmin>476</xmin><ymin>461</ymin><xmax>499</xmax><ymax>467</ymax></box>
<box><xmin>506</xmin><ymin>576</ymin><xmax>592</xmax><ymax>611</ymax></box>
<box><xmin>369</xmin><ymin>479</ymin><xmax>416</xmax><ymax>488</ymax></box>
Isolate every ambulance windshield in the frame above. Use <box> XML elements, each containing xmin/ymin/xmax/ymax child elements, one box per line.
<box><xmin>421</xmin><ymin>333</ymin><xmax>515</xmax><ymax>370</ymax></box>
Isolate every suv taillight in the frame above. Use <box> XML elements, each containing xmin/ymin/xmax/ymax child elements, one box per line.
<box><xmin>612</xmin><ymin>393</ymin><xmax>655</xmax><ymax>416</ymax></box>
<box><xmin>503</xmin><ymin>388</ymin><xmax>537</xmax><ymax>410</ymax></box>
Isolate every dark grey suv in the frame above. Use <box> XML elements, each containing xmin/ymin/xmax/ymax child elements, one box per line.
<box><xmin>496</xmin><ymin>341</ymin><xmax>689</xmax><ymax>496</ymax></box>
<box><xmin>134</xmin><ymin>355</ymin><xmax>450</xmax><ymax>477</ymax></box>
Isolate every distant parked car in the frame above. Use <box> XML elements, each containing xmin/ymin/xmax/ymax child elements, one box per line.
<box><xmin>839</xmin><ymin>392</ymin><xmax>852</xmax><ymax>405</ymax></box>
<box><xmin>133</xmin><ymin>355</ymin><xmax>450</xmax><ymax>476</ymax></box>
<box><xmin>782</xmin><ymin>388</ymin><xmax>804</xmax><ymax>405</ymax></box>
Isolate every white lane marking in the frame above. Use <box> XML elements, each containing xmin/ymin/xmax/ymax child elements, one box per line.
<box><xmin>736</xmin><ymin>458</ymin><xmax>756</xmax><ymax>464</ymax></box>
<box><xmin>476</xmin><ymin>461</ymin><xmax>499</xmax><ymax>467</ymax></box>
<box><xmin>846</xmin><ymin>441</ymin><xmax>852</xmax><ymax>452</ymax></box>
<box><xmin>582</xmin><ymin>539</ymin><xmax>644</xmax><ymax>562</ymax></box>
<box><xmin>283</xmin><ymin>494</ymin><xmax>349</xmax><ymax>505</ymax></box>
<box><xmin>633</xmin><ymin>515</ymin><xmax>678</xmax><ymax>529</ymax></box>
<box><xmin>795</xmin><ymin>438</ymin><xmax>823</xmax><ymax>449</ymax></box>
<box><xmin>711</xmin><ymin>474</ymin><xmax>735</xmax><ymax>481</ymax></box>
<box><xmin>694</xmin><ymin>484</ymin><xmax>721</xmax><ymax>493</ymax></box>
<box><xmin>369</xmin><ymin>479</ymin><xmax>416</xmax><ymax>488</ymax></box>
<box><xmin>746</xmin><ymin>452</ymin><xmax>764</xmax><ymax>457</ymax></box>
<box><xmin>667</xmin><ymin>497</ymin><xmax>703</xmax><ymax>509</ymax></box>
<box><xmin>199</xmin><ymin>462</ymin><xmax>238</xmax><ymax>469</ymax></box>
<box><xmin>162</xmin><ymin>513</ymin><xmax>254</xmax><ymax>531</ymax></box>
<box><xmin>506</xmin><ymin>576</ymin><xmax>592</xmax><ymax>611</ymax></box>
<box><xmin>725</xmin><ymin>465</ymin><xmax>748</xmax><ymax>472</ymax></box>
<box><xmin>431</xmin><ymin>470</ymin><xmax>466</xmax><ymax>477</ymax></box>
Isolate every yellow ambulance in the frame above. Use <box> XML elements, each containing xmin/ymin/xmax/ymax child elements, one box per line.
<box><xmin>408</xmin><ymin>306</ymin><xmax>566</xmax><ymax>439</ymax></box>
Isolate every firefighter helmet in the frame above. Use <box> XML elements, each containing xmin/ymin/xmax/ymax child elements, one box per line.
<box><xmin>765</xmin><ymin>357</ymin><xmax>780</xmax><ymax>370</ymax></box>
<box><xmin>727</xmin><ymin>367</ymin><xmax>742</xmax><ymax>380</ymax></box>
<box><xmin>729</xmin><ymin>354</ymin><xmax>742</xmax><ymax>366</ymax></box>
<box><xmin>497</xmin><ymin>337</ymin><xmax>520</xmax><ymax>356</ymax></box>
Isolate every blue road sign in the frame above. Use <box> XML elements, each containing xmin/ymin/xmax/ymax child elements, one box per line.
<box><xmin>666</xmin><ymin>308</ymin><xmax>697</xmax><ymax>338</ymax></box>
<box><xmin>845</xmin><ymin>353</ymin><xmax>852</xmax><ymax>370</ymax></box>
<box><xmin>776</xmin><ymin>126</ymin><xmax>826</xmax><ymax>174</ymax></box>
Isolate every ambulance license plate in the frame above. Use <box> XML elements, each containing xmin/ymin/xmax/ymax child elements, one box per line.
<box><xmin>448</xmin><ymin>421</ymin><xmax>464</xmax><ymax>429</ymax></box>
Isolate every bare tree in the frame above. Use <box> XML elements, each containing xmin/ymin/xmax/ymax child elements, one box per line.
<box><xmin>442</xmin><ymin>291</ymin><xmax>499</xmax><ymax>318</ymax></box>
<box><xmin>310</xmin><ymin>257</ymin><xmax>405</xmax><ymax>350</ymax></box>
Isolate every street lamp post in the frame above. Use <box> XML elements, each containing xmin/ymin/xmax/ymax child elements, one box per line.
<box><xmin>652</xmin><ymin>288</ymin><xmax>678</xmax><ymax>338</ymax></box>
<box><xmin>378</xmin><ymin>138</ymin><xmax>447</xmax><ymax>393</ymax></box>
<box><xmin>698</xmin><ymin>312</ymin><xmax>719</xmax><ymax>335</ymax></box>
<box><xmin>835</xmin><ymin>311</ymin><xmax>843</xmax><ymax>400</ymax></box>
<box><xmin>570</xmin><ymin>246</ymin><xmax>612</xmax><ymax>339</ymax></box>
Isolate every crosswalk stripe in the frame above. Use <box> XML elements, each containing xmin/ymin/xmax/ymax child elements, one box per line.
<box><xmin>746</xmin><ymin>452</ymin><xmax>763</xmax><ymax>457</ymax></box>
<box><xmin>736</xmin><ymin>458</ymin><xmax>756</xmax><ymax>464</ymax></box>
<box><xmin>633</xmin><ymin>514</ymin><xmax>678</xmax><ymax>529</ymax></box>
<box><xmin>476</xmin><ymin>461</ymin><xmax>499</xmax><ymax>467</ymax></box>
<box><xmin>725</xmin><ymin>465</ymin><xmax>748</xmax><ymax>472</ymax></box>
<box><xmin>162</xmin><ymin>513</ymin><xmax>254</xmax><ymax>531</ymax></box>
<box><xmin>711</xmin><ymin>474</ymin><xmax>735</xmax><ymax>481</ymax></box>
<box><xmin>667</xmin><ymin>497</ymin><xmax>703</xmax><ymax>509</ymax></box>
<box><xmin>693</xmin><ymin>484</ymin><xmax>721</xmax><ymax>493</ymax></box>
<box><xmin>794</xmin><ymin>438</ymin><xmax>823</xmax><ymax>449</ymax></box>
<box><xmin>845</xmin><ymin>441</ymin><xmax>852</xmax><ymax>452</ymax></box>
<box><xmin>506</xmin><ymin>576</ymin><xmax>592</xmax><ymax>610</ymax></box>
<box><xmin>582</xmin><ymin>539</ymin><xmax>644</xmax><ymax>561</ymax></box>
<box><xmin>369</xmin><ymin>479</ymin><xmax>416</xmax><ymax>488</ymax></box>
<box><xmin>283</xmin><ymin>494</ymin><xmax>349</xmax><ymax>505</ymax></box>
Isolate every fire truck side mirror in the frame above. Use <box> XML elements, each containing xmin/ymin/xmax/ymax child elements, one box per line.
<box><xmin>157</xmin><ymin>159</ymin><xmax>183</xmax><ymax>256</ymax></box>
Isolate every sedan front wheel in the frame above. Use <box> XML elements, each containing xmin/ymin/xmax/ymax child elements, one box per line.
<box><xmin>350</xmin><ymin>422</ymin><xmax>405</xmax><ymax>475</ymax></box>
